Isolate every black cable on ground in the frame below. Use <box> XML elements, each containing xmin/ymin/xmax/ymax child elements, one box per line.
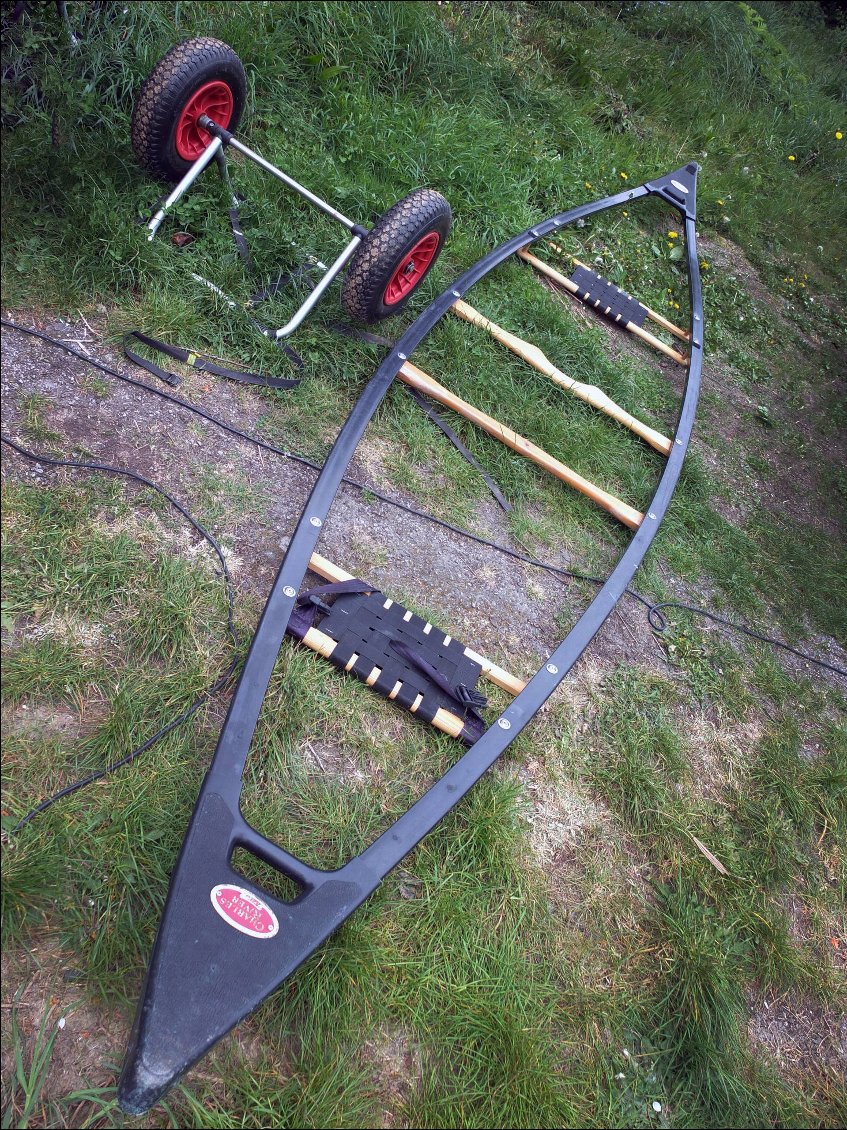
<box><xmin>1</xmin><ymin>436</ymin><xmax>243</xmax><ymax>831</ymax></box>
<box><xmin>2</xmin><ymin>317</ymin><xmax>844</xmax><ymax>686</ymax></box>
<box><xmin>644</xmin><ymin>600</ymin><xmax>845</xmax><ymax>674</ymax></box>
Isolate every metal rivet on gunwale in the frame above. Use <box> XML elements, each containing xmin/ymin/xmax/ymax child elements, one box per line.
<box><xmin>498</xmin><ymin>718</ymin><xmax>512</xmax><ymax>730</ymax></box>
<box><xmin>648</xmin><ymin>512</ymin><xmax>657</xmax><ymax>520</ymax></box>
<box><xmin>310</xmin><ymin>516</ymin><xmax>322</xmax><ymax>527</ymax></box>
<box><xmin>546</xmin><ymin>663</ymin><xmax>559</xmax><ymax>674</ymax></box>
<box><xmin>397</xmin><ymin>352</ymin><xmax>407</xmax><ymax>360</ymax></box>
<box><xmin>283</xmin><ymin>586</ymin><xmax>296</xmax><ymax>598</ymax></box>
<box><xmin>451</xmin><ymin>290</ymin><xmax>461</xmax><ymax>298</ymax></box>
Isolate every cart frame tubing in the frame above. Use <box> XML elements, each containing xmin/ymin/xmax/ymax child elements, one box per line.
<box><xmin>145</xmin><ymin>116</ymin><xmax>363</xmax><ymax>340</ymax></box>
<box><xmin>120</xmin><ymin>164</ymin><xmax>703</xmax><ymax>1115</ymax></box>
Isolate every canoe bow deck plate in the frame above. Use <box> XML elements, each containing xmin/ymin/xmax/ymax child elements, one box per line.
<box><xmin>119</xmin><ymin>163</ymin><xmax>704</xmax><ymax>1114</ymax></box>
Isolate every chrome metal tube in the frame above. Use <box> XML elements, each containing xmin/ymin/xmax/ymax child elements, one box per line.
<box><xmin>273</xmin><ymin>237</ymin><xmax>361</xmax><ymax>339</ymax></box>
<box><xmin>226</xmin><ymin>136</ymin><xmax>358</xmax><ymax>231</ymax></box>
<box><xmin>146</xmin><ymin>138</ymin><xmax>224</xmax><ymax>240</ymax></box>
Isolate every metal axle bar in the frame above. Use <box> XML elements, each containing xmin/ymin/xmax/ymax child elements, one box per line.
<box><xmin>224</xmin><ymin>134</ymin><xmax>358</xmax><ymax>231</ymax></box>
<box><xmin>271</xmin><ymin>236</ymin><xmax>361</xmax><ymax>339</ymax></box>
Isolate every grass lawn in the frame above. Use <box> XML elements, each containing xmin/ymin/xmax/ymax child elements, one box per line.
<box><xmin>1</xmin><ymin>2</ymin><xmax>845</xmax><ymax>1127</ymax></box>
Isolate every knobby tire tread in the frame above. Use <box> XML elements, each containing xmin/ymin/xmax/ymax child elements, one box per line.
<box><xmin>341</xmin><ymin>189</ymin><xmax>452</xmax><ymax>323</ymax></box>
<box><xmin>132</xmin><ymin>37</ymin><xmax>246</xmax><ymax>182</ymax></box>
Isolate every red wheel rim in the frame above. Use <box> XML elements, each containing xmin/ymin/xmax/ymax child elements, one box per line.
<box><xmin>175</xmin><ymin>81</ymin><xmax>234</xmax><ymax>160</ymax></box>
<box><xmin>383</xmin><ymin>232</ymin><xmax>441</xmax><ymax>306</ymax></box>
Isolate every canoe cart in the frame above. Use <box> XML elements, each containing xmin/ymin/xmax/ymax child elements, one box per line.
<box><xmin>120</xmin><ymin>39</ymin><xmax>704</xmax><ymax>1118</ymax></box>
<box><xmin>133</xmin><ymin>37</ymin><xmax>452</xmax><ymax>334</ymax></box>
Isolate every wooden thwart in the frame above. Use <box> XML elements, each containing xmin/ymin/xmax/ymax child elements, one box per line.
<box><xmin>519</xmin><ymin>248</ymin><xmax>690</xmax><ymax>365</ymax></box>
<box><xmin>397</xmin><ymin>361</ymin><xmax>643</xmax><ymax>530</ymax></box>
<box><xmin>450</xmin><ymin>297</ymin><xmax>672</xmax><ymax>456</ymax></box>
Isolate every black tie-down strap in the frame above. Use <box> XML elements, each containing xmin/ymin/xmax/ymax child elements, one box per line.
<box><xmin>569</xmin><ymin>265</ymin><xmax>648</xmax><ymax>328</ymax></box>
<box><xmin>403</xmin><ymin>387</ymin><xmax>513</xmax><ymax>513</ymax></box>
<box><xmin>227</xmin><ymin>205</ymin><xmax>257</xmax><ymax>277</ymax></box>
<box><xmin>123</xmin><ymin>331</ymin><xmax>301</xmax><ymax>390</ymax></box>
<box><xmin>286</xmin><ymin>580</ymin><xmax>488</xmax><ymax>743</ymax></box>
<box><xmin>248</xmin><ymin>264</ymin><xmax>320</xmax><ymax>307</ymax></box>
<box><xmin>332</xmin><ymin>322</ymin><xmax>512</xmax><ymax>512</ymax></box>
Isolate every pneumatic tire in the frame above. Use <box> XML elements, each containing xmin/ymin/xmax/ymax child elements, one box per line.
<box><xmin>340</xmin><ymin>189</ymin><xmax>452</xmax><ymax>323</ymax></box>
<box><xmin>132</xmin><ymin>38</ymin><xmax>247</xmax><ymax>183</ymax></box>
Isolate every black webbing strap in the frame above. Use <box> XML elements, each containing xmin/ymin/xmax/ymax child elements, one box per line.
<box><xmin>215</xmin><ymin>150</ymin><xmax>259</xmax><ymax>278</ymax></box>
<box><xmin>123</xmin><ymin>332</ymin><xmax>181</xmax><ymax>386</ymax></box>
<box><xmin>227</xmin><ymin>206</ymin><xmax>257</xmax><ymax>277</ymax></box>
<box><xmin>403</xmin><ymin>387</ymin><xmax>512</xmax><ymax>512</ymax></box>
<box><xmin>286</xmin><ymin>579</ymin><xmax>375</xmax><ymax>639</ymax></box>
<box><xmin>332</xmin><ymin>323</ymin><xmax>512</xmax><ymax>512</ymax></box>
<box><xmin>248</xmin><ymin>265</ymin><xmax>319</xmax><ymax>308</ymax></box>
<box><xmin>123</xmin><ymin>331</ymin><xmax>301</xmax><ymax>390</ymax></box>
<box><xmin>330</xmin><ymin>324</ymin><xmax>393</xmax><ymax>349</ymax></box>
<box><xmin>388</xmin><ymin>639</ymin><xmax>487</xmax><ymax>728</ymax></box>
<box><xmin>569</xmin><ymin>265</ymin><xmax>648</xmax><ymax>328</ymax></box>
<box><xmin>285</xmin><ymin>579</ymin><xmax>488</xmax><ymax>743</ymax></box>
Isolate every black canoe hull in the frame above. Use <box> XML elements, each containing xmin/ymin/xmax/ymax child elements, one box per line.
<box><xmin>119</xmin><ymin>163</ymin><xmax>704</xmax><ymax>1114</ymax></box>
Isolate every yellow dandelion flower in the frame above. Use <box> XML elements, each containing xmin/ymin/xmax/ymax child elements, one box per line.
<box><xmin>716</xmin><ymin>199</ymin><xmax>725</xmax><ymax>206</ymax></box>
<box><xmin>673</xmin><ymin>302</ymin><xmax>680</xmax><ymax>309</ymax></box>
<box><xmin>836</xmin><ymin>131</ymin><xmax>843</xmax><ymax>140</ymax></box>
<box><xmin>701</xmin><ymin>261</ymin><xmax>709</xmax><ymax>269</ymax></box>
<box><xmin>668</xmin><ymin>230</ymin><xmax>679</xmax><ymax>239</ymax></box>
<box><xmin>619</xmin><ymin>171</ymin><xmax>628</xmax><ymax>180</ymax></box>
<box><xmin>788</xmin><ymin>154</ymin><xmax>796</xmax><ymax>161</ymax></box>
<box><xmin>584</xmin><ymin>181</ymin><xmax>592</xmax><ymax>189</ymax></box>
<box><xmin>622</xmin><ymin>210</ymin><xmax>628</xmax><ymax>216</ymax></box>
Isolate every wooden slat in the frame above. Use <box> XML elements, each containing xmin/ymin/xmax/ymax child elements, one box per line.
<box><xmin>397</xmin><ymin>360</ymin><xmax>644</xmax><ymax>530</ymax></box>
<box><xmin>451</xmin><ymin>295</ymin><xmax>673</xmax><ymax>456</ymax></box>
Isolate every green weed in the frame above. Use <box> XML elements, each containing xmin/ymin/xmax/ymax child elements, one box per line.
<box><xmin>1</xmin><ymin>999</ymin><xmax>69</xmax><ymax>1129</ymax></box>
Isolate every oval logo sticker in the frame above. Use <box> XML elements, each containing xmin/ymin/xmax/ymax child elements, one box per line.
<box><xmin>210</xmin><ymin>884</ymin><xmax>279</xmax><ymax>939</ymax></box>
